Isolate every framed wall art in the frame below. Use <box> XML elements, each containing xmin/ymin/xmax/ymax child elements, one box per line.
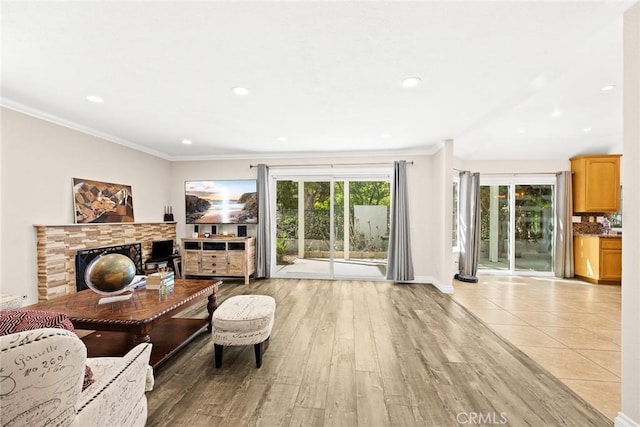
<box><xmin>73</xmin><ymin>178</ymin><xmax>134</xmax><ymax>223</ymax></box>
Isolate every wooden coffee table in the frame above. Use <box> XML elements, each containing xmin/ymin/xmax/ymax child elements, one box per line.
<box><xmin>23</xmin><ymin>279</ymin><xmax>221</xmax><ymax>368</ymax></box>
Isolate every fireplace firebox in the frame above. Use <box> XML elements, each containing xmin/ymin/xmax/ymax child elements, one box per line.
<box><xmin>75</xmin><ymin>243</ymin><xmax>143</xmax><ymax>291</ymax></box>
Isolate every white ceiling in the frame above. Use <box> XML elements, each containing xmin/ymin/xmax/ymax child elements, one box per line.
<box><xmin>1</xmin><ymin>1</ymin><xmax>635</xmax><ymax>161</ymax></box>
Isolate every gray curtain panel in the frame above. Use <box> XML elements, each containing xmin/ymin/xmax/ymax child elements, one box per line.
<box><xmin>256</xmin><ymin>164</ymin><xmax>271</xmax><ymax>278</ymax></box>
<box><xmin>386</xmin><ymin>160</ymin><xmax>415</xmax><ymax>282</ymax></box>
<box><xmin>554</xmin><ymin>171</ymin><xmax>574</xmax><ymax>278</ymax></box>
<box><xmin>456</xmin><ymin>171</ymin><xmax>480</xmax><ymax>283</ymax></box>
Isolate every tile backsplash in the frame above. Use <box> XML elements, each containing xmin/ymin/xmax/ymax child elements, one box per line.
<box><xmin>573</xmin><ymin>221</ymin><xmax>602</xmax><ymax>235</ymax></box>
<box><xmin>572</xmin><ymin>214</ymin><xmax>611</xmax><ymax>235</ymax></box>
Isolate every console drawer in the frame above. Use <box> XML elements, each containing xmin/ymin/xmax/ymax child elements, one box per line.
<box><xmin>201</xmin><ymin>252</ymin><xmax>226</xmax><ymax>265</ymax></box>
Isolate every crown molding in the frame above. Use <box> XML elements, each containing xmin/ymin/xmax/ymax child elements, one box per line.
<box><xmin>2</xmin><ymin>97</ymin><xmax>445</xmax><ymax>162</ymax></box>
<box><xmin>168</xmin><ymin>144</ymin><xmax>444</xmax><ymax>162</ymax></box>
<box><xmin>1</xmin><ymin>98</ymin><xmax>172</xmax><ymax>161</ymax></box>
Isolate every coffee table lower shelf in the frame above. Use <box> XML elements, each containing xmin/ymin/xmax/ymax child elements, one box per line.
<box><xmin>80</xmin><ymin>318</ymin><xmax>209</xmax><ymax>368</ymax></box>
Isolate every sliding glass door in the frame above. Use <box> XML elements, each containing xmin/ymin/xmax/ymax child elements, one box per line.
<box><xmin>513</xmin><ymin>185</ymin><xmax>554</xmax><ymax>272</ymax></box>
<box><xmin>334</xmin><ymin>180</ymin><xmax>390</xmax><ymax>279</ymax></box>
<box><xmin>479</xmin><ymin>184</ymin><xmax>511</xmax><ymax>270</ymax></box>
<box><xmin>479</xmin><ymin>178</ymin><xmax>555</xmax><ymax>274</ymax></box>
<box><xmin>275</xmin><ymin>179</ymin><xmax>332</xmax><ymax>277</ymax></box>
<box><xmin>273</xmin><ymin>170</ymin><xmax>390</xmax><ymax>280</ymax></box>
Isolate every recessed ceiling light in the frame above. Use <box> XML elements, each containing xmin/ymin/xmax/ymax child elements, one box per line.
<box><xmin>380</xmin><ymin>133</ymin><xmax>391</xmax><ymax>139</ymax></box>
<box><xmin>551</xmin><ymin>108</ymin><xmax>562</xmax><ymax>118</ymax></box>
<box><xmin>232</xmin><ymin>87</ymin><xmax>249</xmax><ymax>96</ymax></box>
<box><xmin>601</xmin><ymin>85</ymin><xmax>616</xmax><ymax>91</ymax></box>
<box><xmin>583</xmin><ymin>128</ymin><xmax>592</xmax><ymax>133</ymax></box>
<box><xmin>276</xmin><ymin>137</ymin><xmax>287</xmax><ymax>142</ymax></box>
<box><xmin>86</xmin><ymin>95</ymin><xmax>104</xmax><ymax>103</ymax></box>
<box><xmin>401</xmin><ymin>77</ymin><xmax>421</xmax><ymax>88</ymax></box>
<box><xmin>181</xmin><ymin>139</ymin><xmax>193</xmax><ymax>145</ymax></box>
<box><xmin>518</xmin><ymin>129</ymin><xmax>526</xmax><ymax>134</ymax></box>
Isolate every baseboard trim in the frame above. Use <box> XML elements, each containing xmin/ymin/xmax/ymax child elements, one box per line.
<box><xmin>426</xmin><ymin>276</ymin><xmax>454</xmax><ymax>294</ymax></box>
<box><xmin>412</xmin><ymin>275</ymin><xmax>454</xmax><ymax>294</ymax></box>
<box><xmin>616</xmin><ymin>412</ymin><xmax>640</xmax><ymax>427</ymax></box>
<box><xmin>389</xmin><ymin>275</ymin><xmax>454</xmax><ymax>294</ymax></box>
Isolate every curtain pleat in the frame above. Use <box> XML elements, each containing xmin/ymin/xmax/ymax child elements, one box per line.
<box><xmin>554</xmin><ymin>171</ymin><xmax>574</xmax><ymax>278</ymax></box>
<box><xmin>456</xmin><ymin>171</ymin><xmax>480</xmax><ymax>283</ymax></box>
<box><xmin>386</xmin><ymin>160</ymin><xmax>415</xmax><ymax>282</ymax></box>
<box><xmin>256</xmin><ymin>164</ymin><xmax>271</xmax><ymax>278</ymax></box>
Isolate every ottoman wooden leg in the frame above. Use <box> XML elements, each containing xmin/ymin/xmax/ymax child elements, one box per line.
<box><xmin>254</xmin><ymin>342</ymin><xmax>264</xmax><ymax>368</ymax></box>
<box><xmin>214</xmin><ymin>344</ymin><xmax>224</xmax><ymax>368</ymax></box>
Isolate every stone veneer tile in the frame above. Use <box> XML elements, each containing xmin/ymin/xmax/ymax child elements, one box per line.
<box><xmin>35</xmin><ymin>222</ymin><xmax>176</xmax><ymax>301</ymax></box>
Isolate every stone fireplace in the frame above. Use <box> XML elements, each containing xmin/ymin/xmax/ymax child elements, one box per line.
<box><xmin>35</xmin><ymin>222</ymin><xmax>176</xmax><ymax>301</ymax></box>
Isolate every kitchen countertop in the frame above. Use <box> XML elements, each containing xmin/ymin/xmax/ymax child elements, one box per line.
<box><xmin>574</xmin><ymin>234</ymin><xmax>622</xmax><ymax>238</ymax></box>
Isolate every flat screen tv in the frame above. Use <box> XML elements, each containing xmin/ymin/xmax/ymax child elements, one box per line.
<box><xmin>185</xmin><ymin>179</ymin><xmax>258</xmax><ymax>224</ymax></box>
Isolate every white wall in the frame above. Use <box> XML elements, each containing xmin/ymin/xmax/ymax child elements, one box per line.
<box><xmin>620</xmin><ymin>3</ymin><xmax>640</xmax><ymax>426</ymax></box>
<box><xmin>428</xmin><ymin>140</ymin><xmax>454</xmax><ymax>292</ymax></box>
<box><xmin>169</xmin><ymin>154</ymin><xmax>442</xmax><ymax>282</ymax></box>
<box><xmin>0</xmin><ymin>108</ymin><xmax>172</xmax><ymax>304</ymax></box>
<box><xmin>0</xmin><ymin>107</ymin><xmax>583</xmax><ymax>304</ymax></box>
<box><xmin>0</xmin><ymin>109</ymin><xmax>450</xmax><ymax>300</ymax></box>
<box><xmin>0</xmin><ymin>110</ymin><xmax>3</xmax><ymax>290</ymax></box>
<box><xmin>3</xmin><ymin>104</ymin><xmax>612</xmax><ymax>308</ymax></box>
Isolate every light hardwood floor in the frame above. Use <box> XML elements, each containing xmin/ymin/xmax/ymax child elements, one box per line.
<box><xmin>452</xmin><ymin>274</ymin><xmax>621</xmax><ymax>421</ymax></box>
<box><xmin>147</xmin><ymin>278</ymin><xmax>611</xmax><ymax>426</ymax></box>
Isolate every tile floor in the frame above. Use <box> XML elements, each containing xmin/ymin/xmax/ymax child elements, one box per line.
<box><xmin>451</xmin><ymin>275</ymin><xmax>621</xmax><ymax>421</ymax></box>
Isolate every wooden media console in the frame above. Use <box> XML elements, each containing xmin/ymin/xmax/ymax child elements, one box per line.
<box><xmin>182</xmin><ymin>237</ymin><xmax>255</xmax><ymax>284</ymax></box>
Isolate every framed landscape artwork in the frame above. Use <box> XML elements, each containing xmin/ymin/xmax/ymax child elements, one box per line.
<box><xmin>73</xmin><ymin>178</ymin><xmax>135</xmax><ymax>223</ymax></box>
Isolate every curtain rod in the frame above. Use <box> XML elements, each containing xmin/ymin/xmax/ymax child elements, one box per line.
<box><xmin>478</xmin><ymin>172</ymin><xmax>557</xmax><ymax>176</ymax></box>
<box><xmin>250</xmin><ymin>161</ymin><xmax>413</xmax><ymax>169</ymax></box>
<box><xmin>453</xmin><ymin>169</ymin><xmax>557</xmax><ymax>176</ymax></box>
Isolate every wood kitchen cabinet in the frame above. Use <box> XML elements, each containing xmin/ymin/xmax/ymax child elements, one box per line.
<box><xmin>573</xmin><ymin>235</ymin><xmax>621</xmax><ymax>285</ymax></box>
<box><xmin>570</xmin><ymin>154</ymin><xmax>621</xmax><ymax>213</ymax></box>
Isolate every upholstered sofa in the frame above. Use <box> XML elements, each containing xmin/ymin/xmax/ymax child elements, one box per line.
<box><xmin>0</xmin><ymin>327</ymin><xmax>154</xmax><ymax>426</ymax></box>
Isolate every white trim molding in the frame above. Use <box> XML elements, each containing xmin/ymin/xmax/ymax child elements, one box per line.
<box><xmin>616</xmin><ymin>412</ymin><xmax>640</xmax><ymax>427</ymax></box>
<box><xmin>412</xmin><ymin>275</ymin><xmax>454</xmax><ymax>294</ymax></box>
<box><xmin>1</xmin><ymin>97</ymin><xmax>443</xmax><ymax>162</ymax></box>
<box><xmin>1</xmin><ymin>98</ymin><xmax>172</xmax><ymax>160</ymax></box>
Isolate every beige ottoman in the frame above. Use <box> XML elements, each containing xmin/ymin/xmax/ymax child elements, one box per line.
<box><xmin>212</xmin><ymin>294</ymin><xmax>275</xmax><ymax>368</ymax></box>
